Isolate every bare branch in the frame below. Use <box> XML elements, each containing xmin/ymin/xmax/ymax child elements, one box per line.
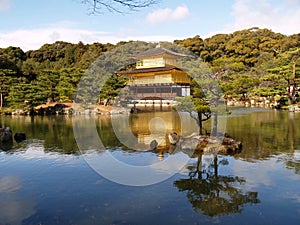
<box><xmin>81</xmin><ymin>0</ymin><xmax>158</xmax><ymax>14</ymax></box>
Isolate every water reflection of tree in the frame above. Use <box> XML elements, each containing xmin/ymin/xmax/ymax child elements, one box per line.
<box><xmin>174</xmin><ymin>153</ymin><xmax>260</xmax><ymax>216</ymax></box>
<box><xmin>277</xmin><ymin>151</ymin><xmax>300</xmax><ymax>174</ymax></box>
<box><xmin>0</xmin><ymin>115</ymin><xmax>122</xmax><ymax>153</ymax></box>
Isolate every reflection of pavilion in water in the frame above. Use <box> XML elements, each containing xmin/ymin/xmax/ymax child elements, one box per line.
<box><xmin>129</xmin><ymin>112</ymin><xmax>197</xmax><ymax>149</ymax></box>
<box><xmin>129</xmin><ymin>112</ymin><xmax>181</xmax><ymax>149</ymax></box>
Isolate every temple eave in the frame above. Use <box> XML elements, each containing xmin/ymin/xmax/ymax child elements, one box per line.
<box><xmin>117</xmin><ymin>66</ymin><xmax>183</xmax><ymax>75</ymax></box>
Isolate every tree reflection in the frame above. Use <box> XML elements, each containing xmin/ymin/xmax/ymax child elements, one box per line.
<box><xmin>277</xmin><ymin>150</ymin><xmax>300</xmax><ymax>174</ymax></box>
<box><xmin>174</xmin><ymin>153</ymin><xmax>260</xmax><ymax>216</ymax></box>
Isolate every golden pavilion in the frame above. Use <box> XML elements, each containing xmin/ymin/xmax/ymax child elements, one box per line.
<box><xmin>118</xmin><ymin>44</ymin><xmax>191</xmax><ymax>108</ymax></box>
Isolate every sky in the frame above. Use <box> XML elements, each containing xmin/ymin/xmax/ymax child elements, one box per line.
<box><xmin>0</xmin><ymin>0</ymin><xmax>299</xmax><ymax>51</ymax></box>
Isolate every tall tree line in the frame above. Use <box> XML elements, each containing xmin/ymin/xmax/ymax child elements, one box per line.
<box><xmin>0</xmin><ymin>28</ymin><xmax>299</xmax><ymax>111</ymax></box>
<box><xmin>175</xmin><ymin>28</ymin><xmax>300</xmax><ymax>103</ymax></box>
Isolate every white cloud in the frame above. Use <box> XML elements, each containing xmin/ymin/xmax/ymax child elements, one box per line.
<box><xmin>146</xmin><ymin>5</ymin><xmax>190</xmax><ymax>25</ymax></box>
<box><xmin>0</xmin><ymin>27</ymin><xmax>110</xmax><ymax>51</ymax></box>
<box><xmin>0</xmin><ymin>25</ymin><xmax>186</xmax><ymax>51</ymax></box>
<box><xmin>222</xmin><ymin>0</ymin><xmax>300</xmax><ymax>35</ymax></box>
<box><xmin>114</xmin><ymin>34</ymin><xmax>186</xmax><ymax>43</ymax></box>
<box><xmin>0</xmin><ymin>176</ymin><xmax>21</xmax><ymax>193</ymax></box>
<box><xmin>0</xmin><ymin>175</ymin><xmax>36</xmax><ymax>225</ymax></box>
<box><xmin>0</xmin><ymin>0</ymin><xmax>10</xmax><ymax>11</ymax></box>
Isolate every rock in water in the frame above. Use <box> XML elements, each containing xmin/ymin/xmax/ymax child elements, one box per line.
<box><xmin>14</xmin><ymin>133</ymin><xmax>26</xmax><ymax>143</ymax></box>
<box><xmin>150</xmin><ymin>140</ymin><xmax>158</xmax><ymax>150</ymax></box>
<box><xmin>168</xmin><ymin>132</ymin><xmax>242</xmax><ymax>155</ymax></box>
<box><xmin>168</xmin><ymin>131</ymin><xmax>179</xmax><ymax>144</ymax></box>
<box><xmin>0</xmin><ymin>127</ymin><xmax>13</xmax><ymax>143</ymax></box>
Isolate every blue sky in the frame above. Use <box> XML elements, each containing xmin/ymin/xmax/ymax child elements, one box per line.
<box><xmin>0</xmin><ymin>0</ymin><xmax>299</xmax><ymax>51</ymax></box>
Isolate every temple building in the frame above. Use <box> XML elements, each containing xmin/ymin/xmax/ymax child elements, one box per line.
<box><xmin>118</xmin><ymin>44</ymin><xmax>191</xmax><ymax>110</ymax></box>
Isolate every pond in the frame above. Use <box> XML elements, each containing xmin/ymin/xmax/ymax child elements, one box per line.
<box><xmin>0</xmin><ymin>108</ymin><xmax>299</xmax><ymax>225</ymax></box>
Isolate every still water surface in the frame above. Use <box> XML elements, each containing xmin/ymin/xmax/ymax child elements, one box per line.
<box><xmin>0</xmin><ymin>108</ymin><xmax>299</xmax><ymax>225</ymax></box>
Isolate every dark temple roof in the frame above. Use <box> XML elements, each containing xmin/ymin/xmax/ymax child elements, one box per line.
<box><xmin>133</xmin><ymin>46</ymin><xmax>187</xmax><ymax>58</ymax></box>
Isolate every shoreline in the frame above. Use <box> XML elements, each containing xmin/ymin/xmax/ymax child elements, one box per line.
<box><xmin>1</xmin><ymin>99</ymin><xmax>300</xmax><ymax>116</ymax></box>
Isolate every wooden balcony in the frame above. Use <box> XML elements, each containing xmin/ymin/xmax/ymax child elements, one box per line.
<box><xmin>133</xmin><ymin>92</ymin><xmax>178</xmax><ymax>100</ymax></box>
